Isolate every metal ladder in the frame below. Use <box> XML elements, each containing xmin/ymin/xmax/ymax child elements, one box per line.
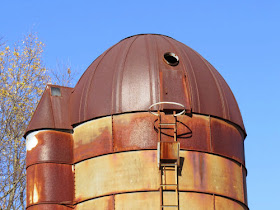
<box><xmin>149</xmin><ymin>102</ymin><xmax>185</xmax><ymax>210</ymax></box>
<box><xmin>158</xmin><ymin>111</ymin><xmax>179</xmax><ymax>209</ymax></box>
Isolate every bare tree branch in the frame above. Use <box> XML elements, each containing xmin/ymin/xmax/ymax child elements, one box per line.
<box><xmin>0</xmin><ymin>33</ymin><xmax>48</xmax><ymax>210</ymax></box>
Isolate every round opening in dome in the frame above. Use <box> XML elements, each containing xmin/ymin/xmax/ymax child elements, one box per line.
<box><xmin>164</xmin><ymin>52</ymin><xmax>179</xmax><ymax>66</ymax></box>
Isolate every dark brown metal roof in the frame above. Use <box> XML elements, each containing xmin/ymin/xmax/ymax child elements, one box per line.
<box><xmin>70</xmin><ymin>34</ymin><xmax>245</xmax><ymax>132</ymax></box>
<box><xmin>24</xmin><ymin>85</ymin><xmax>73</xmax><ymax>136</ymax></box>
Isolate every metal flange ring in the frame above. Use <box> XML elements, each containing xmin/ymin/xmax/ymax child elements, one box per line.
<box><xmin>148</xmin><ymin>101</ymin><xmax>186</xmax><ymax>116</ymax></box>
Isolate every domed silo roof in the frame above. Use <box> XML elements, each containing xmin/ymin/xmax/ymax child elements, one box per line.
<box><xmin>70</xmin><ymin>34</ymin><xmax>245</xmax><ymax>133</ymax></box>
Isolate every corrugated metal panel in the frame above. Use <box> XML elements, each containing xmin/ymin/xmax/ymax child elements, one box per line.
<box><xmin>160</xmin><ymin>69</ymin><xmax>191</xmax><ymax>111</ymax></box>
<box><xmin>73</xmin><ymin>116</ymin><xmax>113</xmax><ymax>163</ymax></box>
<box><xmin>70</xmin><ymin>34</ymin><xmax>245</xmax><ymax>134</ymax></box>
<box><xmin>215</xmin><ymin>196</ymin><xmax>247</xmax><ymax>210</ymax></box>
<box><xmin>113</xmin><ymin>113</ymin><xmax>158</xmax><ymax>152</ymax></box>
<box><xmin>26</xmin><ymin>130</ymin><xmax>73</xmax><ymax>167</ymax></box>
<box><xmin>27</xmin><ymin>204</ymin><xmax>73</xmax><ymax>210</ymax></box>
<box><xmin>75</xmin><ymin>195</ymin><xmax>114</xmax><ymax>210</ymax></box>
<box><xmin>115</xmin><ymin>192</ymin><xmax>246</xmax><ymax>210</ymax></box>
<box><xmin>26</xmin><ymin>163</ymin><xmax>74</xmax><ymax>207</ymax></box>
<box><xmin>176</xmin><ymin>114</ymin><xmax>210</xmax><ymax>152</ymax></box>
<box><xmin>74</xmin><ymin>150</ymin><xmax>246</xmax><ymax>205</ymax></box>
<box><xmin>74</xmin><ymin>151</ymin><xmax>160</xmax><ymax>203</ymax></box>
<box><xmin>74</xmin><ymin>192</ymin><xmax>248</xmax><ymax>210</ymax></box>
<box><xmin>73</xmin><ymin>113</ymin><xmax>245</xmax><ymax>165</ymax></box>
<box><xmin>210</xmin><ymin>117</ymin><xmax>245</xmax><ymax>165</ymax></box>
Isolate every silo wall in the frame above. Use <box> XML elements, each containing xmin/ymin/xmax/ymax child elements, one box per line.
<box><xmin>26</xmin><ymin>130</ymin><xmax>74</xmax><ymax>209</ymax></box>
<box><xmin>73</xmin><ymin>112</ymin><xmax>248</xmax><ymax>210</ymax></box>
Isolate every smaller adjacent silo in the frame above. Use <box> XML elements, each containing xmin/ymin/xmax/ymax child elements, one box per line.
<box><xmin>25</xmin><ymin>85</ymin><xmax>74</xmax><ymax>210</ymax></box>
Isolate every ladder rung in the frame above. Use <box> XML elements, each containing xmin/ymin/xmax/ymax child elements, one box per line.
<box><xmin>161</xmin><ymin>205</ymin><xmax>178</xmax><ymax>207</ymax></box>
<box><xmin>161</xmin><ymin>169</ymin><xmax>176</xmax><ymax>171</ymax></box>
<box><xmin>159</xmin><ymin>123</ymin><xmax>176</xmax><ymax>125</ymax></box>
<box><xmin>161</xmin><ymin>189</ymin><xmax>178</xmax><ymax>192</ymax></box>
<box><xmin>161</xmin><ymin>163</ymin><xmax>177</xmax><ymax>166</ymax></box>
<box><xmin>158</xmin><ymin>127</ymin><xmax>173</xmax><ymax>130</ymax></box>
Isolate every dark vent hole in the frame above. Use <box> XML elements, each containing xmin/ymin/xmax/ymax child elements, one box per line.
<box><xmin>164</xmin><ymin>52</ymin><xmax>179</xmax><ymax>66</ymax></box>
<box><xmin>51</xmin><ymin>87</ymin><xmax>61</xmax><ymax>96</ymax></box>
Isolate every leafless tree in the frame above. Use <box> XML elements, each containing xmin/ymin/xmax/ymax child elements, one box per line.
<box><xmin>0</xmin><ymin>32</ymin><xmax>77</xmax><ymax>210</ymax></box>
<box><xmin>0</xmin><ymin>33</ymin><xmax>49</xmax><ymax>210</ymax></box>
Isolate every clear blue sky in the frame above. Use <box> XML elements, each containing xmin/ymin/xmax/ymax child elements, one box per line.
<box><xmin>1</xmin><ymin>1</ymin><xmax>279</xmax><ymax>209</ymax></box>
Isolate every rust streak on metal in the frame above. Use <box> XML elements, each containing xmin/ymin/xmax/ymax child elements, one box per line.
<box><xmin>160</xmin><ymin>142</ymin><xmax>179</xmax><ymax>161</ymax></box>
<box><xmin>72</xmin><ymin>112</ymin><xmax>245</xmax><ymax>166</ymax></box>
<box><xmin>74</xmin><ymin>150</ymin><xmax>246</xmax><ymax>205</ymax></box>
<box><xmin>73</xmin><ymin>190</ymin><xmax>248</xmax><ymax>209</ymax></box>
<box><xmin>73</xmin><ymin>116</ymin><xmax>113</xmax><ymax>163</ymax></box>
<box><xmin>26</xmin><ymin>130</ymin><xmax>73</xmax><ymax>167</ymax></box>
<box><xmin>113</xmin><ymin>113</ymin><xmax>158</xmax><ymax>152</ymax></box>
<box><xmin>26</xmin><ymin>163</ymin><xmax>74</xmax><ymax>208</ymax></box>
<box><xmin>27</xmin><ymin>204</ymin><xmax>73</xmax><ymax>210</ymax></box>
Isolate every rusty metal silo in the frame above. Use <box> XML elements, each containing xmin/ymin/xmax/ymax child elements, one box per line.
<box><xmin>25</xmin><ymin>34</ymin><xmax>248</xmax><ymax>210</ymax></box>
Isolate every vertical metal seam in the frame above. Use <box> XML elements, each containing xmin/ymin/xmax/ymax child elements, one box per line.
<box><xmin>189</xmin><ymin>48</ymin><xmax>227</xmax><ymax>118</ymax></box>
<box><xmin>182</xmin><ymin>45</ymin><xmax>200</xmax><ymax>112</ymax></box>
<box><xmin>149</xmin><ymin>36</ymin><xmax>159</xmax><ymax>106</ymax></box>
<box><xmin>82</xmin><ymin>46</ymin><xmax>115</xmax><ymax>120</ymax></box>
<box><xmin>208</xmin><ymin>63</ymin><xmax>227</xmax><ymax>118</ymax></box>
<box><xmin>78</xmin><ymin>54</ymin><xmax>101</xmax><ymax>122</ymax></box>
<box><xmin>176</xmin><ymin>43</ymin><xmax>193</xmax><ymax>111</ymax></box>
<box><xmin>144</xmin><ymin>35</ymin><xmax>154</xmax><ymax>106</ymax></box>
<box><xmin>111</xmin><ymin>41</ymin><xmax>124</xmax><ymax>114</ymax></box>
<box><xmin>48</xmin><ymin>87</ymin><xmax>56</xmax><ymax>128</ymax></box>
<box><xmin>153</xmin><ymin>35</ymin><xmax>163</xmax><ymax>103</ymax></box>
<box><xmin>73</xmin><ymin>162</ymin><xmax>75</xmax><ymax>206</ymax></box>
<box><xmin>211</xmin><ymin>66</ymin><xmax>245</xmax><ymax>129</ymax></box>
<box><xmin>112</xmin><ymin>115</ymin><xmax>114</xmax><ymax>152</ymax></box>
<box><xmin>213</xmin><ymin>194</ymin><xmax>216</xmax><ymax>210</ymax></box>
<box><xmin>208</xmin><ymin>64</ymin><xmax>230</xmax><ymax>119</ymax></box>
<box><xmin>208</xmin><ymin>63</ymin><xmax>230</xmax><ymax>119</ymax></box>
<box><xmin>116</xmin><ymin>36</ymin><xmax>139</xmax><ymax>112</ymax></box>
<box><xmin>162</xmin><ymin>36</ymin><xmax>192</xmax><ymax>111</ymax></box>
<box><xmin>72</xmin><ymin>133</ymin><xmax>75</xmax><ymax>207</ymax></box>
<box><xmin>113</xmin><ymin>194</ymin><xmax>115</xmax><ymax>210</ymax></box>
<box><xmin>241</xmin><ymin>164</ymin><xmax>245</xmax><ymax>204</ymax></box>
<box><xmin>25</xmin><ymin>86</ymin><xmax>47</xmax><ymax>133</ymax></box>
<box><xmin>158</xmin><ymin>35</ymin><xmax>172</xmax><ymax>104</ymax></box>
<box><xmin>209</xmin><ymin>115</ymin><xmax>212</xmax><ymax>152</ymax></box>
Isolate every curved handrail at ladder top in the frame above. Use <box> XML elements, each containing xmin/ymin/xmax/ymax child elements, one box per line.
<box><xmin>148</xmin><ymin>102</ymin><xmax>186</xmax><ymax>116</ymax></box>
